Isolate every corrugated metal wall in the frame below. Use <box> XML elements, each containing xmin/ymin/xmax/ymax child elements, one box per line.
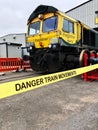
<box><xmin>8</xmin><ymin>45</ymin><xmax>21</xmax><ymax>58</ymax></box>
<box><xmin>66</xmin><ymin>0</ymin><xmax>98</xmax><ymax>29</ymax></box>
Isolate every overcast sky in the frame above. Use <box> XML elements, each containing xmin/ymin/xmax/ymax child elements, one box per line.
<box><xmin>0</xmin><ymin>0</ymin><xmax>88</xmax><ymax>37</ymax></box>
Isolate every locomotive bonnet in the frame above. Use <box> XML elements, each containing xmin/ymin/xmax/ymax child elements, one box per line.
<box><xmin>24</xmin><ymin>5</ymin><xmax>98</xmax><ymax>73</ymax></box>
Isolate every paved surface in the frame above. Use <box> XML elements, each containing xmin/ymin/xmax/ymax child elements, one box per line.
<box><xmin>0</xmin><ymin>70</ymin><xmax>38</xmax><ymax>83</ymax></box>
<box><xmin>0</xmin><ymin>76</ymin><xmax>98</xmax><ymax>130</ymax></box>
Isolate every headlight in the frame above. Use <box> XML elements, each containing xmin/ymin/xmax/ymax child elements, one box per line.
<box><xmin>26</xmin><ymin>42</ymin><xmax>35</xmax><ymax>52</ymax></box>
<box><xmin>52</xmin><ymin>44</ymin><xmax>57</xmax><ymax>49</ymax></box>
<box><xmin>30</xmin><ymin>46</ymin><xmax>32</xmax><ymax>50</ymax></box>
<box><xmin>49</xmin><ymin>44</ymin><xmax>52</xmax><ymax>48</ymax></box>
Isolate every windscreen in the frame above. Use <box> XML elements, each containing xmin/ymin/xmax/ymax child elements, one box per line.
<box><xmin>28</xmin><ymin>21</ymin><xmax>40</xmax><ymax>35</ymax></box>
<box><xmin>43</xmin><ymin>16</ymin><xmax>57</xmax><ymax>32</ymax></box>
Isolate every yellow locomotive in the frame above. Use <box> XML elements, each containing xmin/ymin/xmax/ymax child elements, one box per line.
<box><xmin>25</xmin><ymin>5</ymin><xmax>98</xmax><ymax>73</ymax></box>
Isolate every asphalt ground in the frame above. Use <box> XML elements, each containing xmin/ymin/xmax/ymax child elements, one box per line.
<box><xmin>0</xmin><ymin>70</ymin><xmax>38</xmax><ymax>83</ymax></box>
<box><xmin>0</xmin><ymin>75</ymin><xmax>98</xmax><ymax>130</ymax></box>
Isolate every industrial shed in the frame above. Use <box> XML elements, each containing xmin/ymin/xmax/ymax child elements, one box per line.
<box><xmin>0</xmin><ymin>33</ymin><xmax>27</xmax><ymax>58</ymax></box>
<box><xmin>66</xmin><ymin>0</ymin><xmax>98</xmax><ymax>31</ymax></box>
<box><xmin>0</xmin><ymin>42</ymin><xmax>22</xmax><ymax>58</ymax></box>
<box><xmin>0</xmin><ymin>33</ymin><xmax>26</xmax><ymax>47</ymax></box>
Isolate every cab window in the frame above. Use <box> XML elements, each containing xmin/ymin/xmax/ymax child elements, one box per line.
<box><xmin>63</xmin><ymin>18</ymin><xmax>74</xmax><ymax>33</ymax></box>
<box><xmin>43</xmin><ymin>16</ymin><xmax>57</xmax><ymax>32</ymax></box>
<box><xmin>28</xmin><ymin>21</ymin><xmax>40</xmax><ymax>35</ymax></box>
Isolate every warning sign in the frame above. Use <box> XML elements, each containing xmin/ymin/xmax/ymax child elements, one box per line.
<box><xmin>95</xmin><ymin>16</ymin><xmax>98</xmax><ymax>24</ymax></box>
<box><xmin>0</xmin><ymin>64</ymin><xmax>98</xmax><ymax>99</ymax></box>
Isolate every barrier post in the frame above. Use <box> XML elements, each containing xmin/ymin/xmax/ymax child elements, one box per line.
<box><xmin>82</xmin><ymin>53</ymin><xmax>88</xmax><ymax>81</ymax></box>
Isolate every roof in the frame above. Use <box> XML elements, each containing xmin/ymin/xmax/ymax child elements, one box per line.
<box><xmin>0</xmin><ymin>42</ymin><xmax>22</xmax><ymax>46</ymax></box>
<box><xmin>28</xmin><ymin>5</ymin><xmax>58</xmax><ymax>23</ymax></box>
<box><xmin>0</xmin><ymin>33</ymin><xmax>26</xmax><ymax>39</ymax></box>
<box><xmin>66</xmin><ymin>0</ymin><xmax>93</xmax><ymax>13</ymax></box>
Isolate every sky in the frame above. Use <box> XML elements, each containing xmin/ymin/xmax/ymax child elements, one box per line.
<box><xmin>0</xmin><ymin>0</ymin><xmax>88</xmax><ymax>37</ymax></box>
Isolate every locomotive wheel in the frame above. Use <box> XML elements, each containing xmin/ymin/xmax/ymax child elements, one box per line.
<box><xmin>79</xmin><ymin>49</ymin><xmax>90</xmax><ymax>67</ymax></box>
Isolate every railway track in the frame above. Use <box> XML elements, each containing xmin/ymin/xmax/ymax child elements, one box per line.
<box><xmin>0</xmin><ymin>70</ymin><xmax>41</xmax><ymax>83</ymax></box>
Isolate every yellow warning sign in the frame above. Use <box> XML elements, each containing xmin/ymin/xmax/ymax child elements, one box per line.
<box><xmin>0</xmin><ymin>64</ymin><xmax>98</xmax><ymax>99</ymax></box>
<box><xmin>95</xmin><ymin>16</ymin><xmax>98</xmax><ymax>24</ymax></box>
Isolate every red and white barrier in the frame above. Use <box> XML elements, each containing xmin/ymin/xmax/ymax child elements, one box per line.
<box><xmin>82</xmin><ymin>52</ymin><xmax>98</xmax><ymax>81</ymax></box>
<box><xmin>0</xmin><ymin>58</ymin><xmax>31</xmax><ymax>72</ymax></box>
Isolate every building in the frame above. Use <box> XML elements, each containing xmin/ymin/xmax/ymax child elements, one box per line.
<box><xmin>0</xmin><ymin>42</ymin><xmax>22</xmax><ymax>58</ymax></box>
<box><xmin>0</xmin><ymin>33</ymin><xmax>26</xmax><ymax>47</ymax></box>
<box><xmin>66</xmin><ymin>0</ymin><xmax>98</xmax><ymax>31</ymax></box>
<box><xmin>0</xmin><ymin>33</ymin><xmax>27</xmax><ymax>58</ymax></box>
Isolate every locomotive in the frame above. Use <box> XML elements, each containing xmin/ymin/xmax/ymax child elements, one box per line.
<box><xmin>25</xmin><ymin>5</ymin><xmax>98</xmax><ymax>73</ymax></box>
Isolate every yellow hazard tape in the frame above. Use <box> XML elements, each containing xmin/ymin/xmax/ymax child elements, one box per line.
<box><xmin>0</xmin><ymin>64</ymin><xmax>98</xmax><ymax>99</ymax></box>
